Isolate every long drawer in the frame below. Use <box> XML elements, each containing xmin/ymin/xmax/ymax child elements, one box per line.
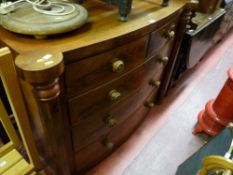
<box><xmin>69</xmin><ymin>66</ymin><xmax>146</xmax><ymax>126</ymax></box>
<box><xmin>65</xmin><ymin>36</ymin><xmax>149</xmax><ymax>98</ymax></box>
<box><xmin>74</xmin><ymin>86</ymin><xmax>159</xmax><ymax>174</ymax></box>
<box><xmin>71</xmin><ymin>53</ymin><xmax>167</xmax><ymax>151</ymax></box>
<box><xmin>68</xmin><ymin>50</ymin><xmax>168</xmax><ymax>126</ymax></box>
<box><xmin>74</xmin><ymin>95</ymin><xmax>152</xmax><ymax>174</ymax></box>
<box><xmin>65</xmin><ymin>17</ymin><xmax>178</xmax><ymax>98</ymax></box>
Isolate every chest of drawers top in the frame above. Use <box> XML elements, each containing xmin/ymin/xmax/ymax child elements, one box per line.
<box><xmin>0</xmin><ymin>0</ymin><xmax>185</xmax><ymax>61</ymax></box>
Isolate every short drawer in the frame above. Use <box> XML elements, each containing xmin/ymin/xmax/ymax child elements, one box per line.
<box><xmin>71</xmin><ymin>53</ymin><xmax>167</xmax><ymax>151</ymax></box>
<box><xmin>147</xmin><ymin>21</ymin><xmax>177</xmax><ymax>58</ymax></box>
<box><xmin>74</xmin><ymin>100</ymin><xmax>150</xmax><ymax>174</ymax></box>
<box><xmin>65</xmin><ymin>36</ymin><xmax>149</xmax><ymax>97</ymax></box>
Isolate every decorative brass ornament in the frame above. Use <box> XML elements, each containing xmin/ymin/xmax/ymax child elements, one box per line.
<box><xmin>157</xmin><ymin>55</ymin><xmax>169</xmax><ymax>65</ymax></box>
<box><xmin>149</xmin><ymin>80</ymin><xmax>161</xmax><ymax>88</ymax></box>
<box><xmin>102</xmin><ymin>138</ymin><xmax>114</xmax><ymax>151</ymax></box>
<box><xmin>104</xmin><ymin>116</ymin><xmax>117</xmax><ymax>128</ymax></box>
<box><xmin>108</xmin><ymin>89</ymin><xmax>121</xmax><ymax>101</ymax></box>
<box><xmin>112</xmin><ymin>59</ymin><xmax>125</xmax><ymax>73</ymax></box>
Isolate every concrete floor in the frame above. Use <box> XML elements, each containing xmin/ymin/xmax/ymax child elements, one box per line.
<box><xmin>88</xmin><ymin>30</ymin><xmax>233</xmax><ymax>175</ymax></box>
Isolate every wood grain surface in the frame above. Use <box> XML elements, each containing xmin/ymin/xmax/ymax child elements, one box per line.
<box><xmin>0</xmin><ymin>0</ymin><xmax>185</xmax><ymax>58</ymax></box>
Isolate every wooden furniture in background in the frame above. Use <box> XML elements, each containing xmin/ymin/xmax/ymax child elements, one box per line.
<box><xmin>170</xmin><ymin>8</ymin><xmax>225</xmax><ymax>87</ymax></box>
<box><xmin>157</xmin><ymin>0</ymin><xmax>198</xmax><ymax>100</ymax></box>
<box><xmin>198</xmin><ymin>0</ymin><xmax>223</xmax><ymax>13</ymax></box>
<box><xmin>219</xmin><ymin>0</ymin><xmax>233</xmax><ymax>38</ymax></box>
<box><xmin>0</xmin><ymin>47</ymin><xmax>42</xmax><ymax>174</ymax></box>
<box><xmin>0</xmin><ymin>0</ymin><xmax>197</xmax><ymax>174</ymax></box>
<box><xmin>0</xmin><ymin>96</ymin><xmax>20</xmax><ymax>159</ymax></box>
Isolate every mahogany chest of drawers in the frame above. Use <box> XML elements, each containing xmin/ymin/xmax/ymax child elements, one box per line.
<box><xmin>66</xmin><ymin>18</ymin><xmax>177</xmax><ymax>173</ymax></box>
<box><xmin>0</xmin><ymin>0</ymin><xmax>196</xmax><ymax>174</ymax></box>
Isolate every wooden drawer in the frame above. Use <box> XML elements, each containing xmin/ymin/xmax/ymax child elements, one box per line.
<box><xmin>65</xmin><ymin>36</ymin><xmax>149</xmax><ymax>97</ymax></box>
<box><xmin>71</xmin><ymin>52</ymin><xmax>167</xmax><ymax>151</ymax></box>
<box><xmin>147</xmin><ymin>21</ymin><xmax>177</xmax><ymax>58</ymax></box>
<box><xmin>68</xmin><ymin>51</ymin><xmax>168</xmax><ymax>127</ymax></box>
<box><xmin>74</xmin><ymin>99</ymin><xmax>151</xmax><ymax>174</ymax></box>
<box><xmin>69</xmin><ymin>67</ymin><xmax>144</xmax><ymax>126</ymax></box>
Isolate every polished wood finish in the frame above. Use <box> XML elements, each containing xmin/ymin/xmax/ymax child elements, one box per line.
<box><xmin>198</xmin><ymin>0</ymin><xmax>222</xmax><ymax>13</ymax></box>
<box><xmin>75</xmin><ymin>100</ymin><xmax>150</xmax><ymax>173</ymax></box>
<box><xmin>72</xmin><ymin>55</ymin><xmax>165</xmax><ymax>151</ymax></box>
<box><xmin>65</xmin><ymin>36</ymin><xmax>148</xmax><ymax>97</ymax></box>
<box><xmin>15</xmin><ymin>51</ymin><xmax>75</xmax><ymax>175</ymax></box>
<box><xmin>0</xmin><ymin>149</ymin><xmax>34</xmax><ymax>175</ymax></box>
<box><xmin>147</xmin><ymin>19</ymin><xmax>177</xmax><ymax>58</ymax></box>
<box><xmin>0</xmin><ymin>0</ymin><xmax>185</xmax><ymax>55</ymax></box>
<box><xmin>0</xmin><ymin>0</ymin><xmax>195</xmax><ymax>174</ymax></box>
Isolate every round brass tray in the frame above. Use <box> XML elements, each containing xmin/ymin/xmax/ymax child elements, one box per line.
<box><xmin>0</xmin><ymin>2</ymin><xmax>88</xmax><ymax>38</ymax></box>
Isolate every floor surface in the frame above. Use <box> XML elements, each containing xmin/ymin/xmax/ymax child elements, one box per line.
<box><xmin>88</xmin><ymin>30</ymin><xmax>233</xmax><ymax>175</ymax></box>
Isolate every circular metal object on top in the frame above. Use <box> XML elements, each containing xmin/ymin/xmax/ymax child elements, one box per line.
<box><xmin>0</xmin><ymin>2</ymin><xmax>88</xmax><ymax>39</ymax></box>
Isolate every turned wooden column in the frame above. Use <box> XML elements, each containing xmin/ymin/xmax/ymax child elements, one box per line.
<box><xmin>157</xmin><ymin>0</ymin><xmax>198</xmax><ymax>101</ymax></box>
<box><xmin>15</xmin><ymin>51</ymin><xmax>74</xmax><ymax>175</ymax></box>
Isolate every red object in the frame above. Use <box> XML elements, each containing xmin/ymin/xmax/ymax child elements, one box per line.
<box><xmin>193</xmin><ymin>67</ymin><xmax>233</xmax><ymax>136</ymax></box>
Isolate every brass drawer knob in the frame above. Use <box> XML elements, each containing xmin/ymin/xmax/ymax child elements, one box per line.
<box><xmin>108</xmin><ymin>89</ymin><xmax>121</xmax><ymax>101</ymax></box>
<box><xmin>104</xmin><ymin>116</ymin><xmax>117</xmax><ymax>128</ymax></box>
<box><xmin>157</xmin><ymin>56</ymin><xmax>169</xmax><ymax>65</ymax></box>
<box><xmin>149</xmin><ymin>80</ymin><xmax>161</xmax><ymax>88</ymax></box>
<box><xmin>112</xmin><ymin>60</ymin><xmax>124</xmax><ymax>72</ymax></box>
<box><xmin>164</xmin><ymin>30</ymin><xmax>175</xmax><ymax>40</ymax></box>
<box><xmin>144</xmin><ymin>101</ymin><xmax>155</xmax><ymax>108</ymax></box>
<box><xmin>102</xmin><ymin>138</ymin><xmax>114</xmax><ymax>151</ymax></box>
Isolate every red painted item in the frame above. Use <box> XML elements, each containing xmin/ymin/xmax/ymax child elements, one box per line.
<box><xmin>193</xmin><ymin>67</ymin><xmax>233</xmax><ymax>136</ymax></box>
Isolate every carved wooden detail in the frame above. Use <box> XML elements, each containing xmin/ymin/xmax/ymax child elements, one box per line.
<box><xmin>15</xmin><ymin>51</ymin><xmax>75</xmax><ymax>175</ymax></box>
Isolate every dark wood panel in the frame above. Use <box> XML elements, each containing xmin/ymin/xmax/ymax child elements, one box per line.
<box><xmin>198</xmin><ymin>0</ymin><xmax>221</xmax><ymax>13</ymax></box>
<box><xmin>74</xmin><ymin>100</ymin><xmax>151</xmax><ymax>174</ymax></box>
<box><xmin>72</xmin><ymin>57</ymin><xmax>165</xmax><ymax>151</ymax></box>
<box><xmin>186</xmin><ymin>10</ymin><xmax>225</xmax><ymax>68</ymax></box>
<box><xmin>65</xmin><ymin>36</ymin><xmax>149</xmax><ymax>97</ymax></box>
<box><xmin>147</xmin><ymin>19</ymin><xmax>178</xmax><ymax>58</ymax></box>
<box><xmin>68</xmin><ymin>51</ymin><xmax>167</xmax><ymax>127</ymax></box>
<box><xmin>68</xmin><ymin>67</ymin><xmax>144</xmax><ymax>126</ymax></box>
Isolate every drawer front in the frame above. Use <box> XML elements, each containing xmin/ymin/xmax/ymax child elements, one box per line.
<box><xmin>74</xmin><ymin>100</ymin><xmax>151</xmax><ymax>174</ymax></box>
<box><xmin>147</xmin><ymin>21</ymin><xmax>177</xmax><ymax>58</ymax></box>
<box><xmin>65</xmin><ymin>36</ymin><xmax>149</xmax><ymax>97</ymax></box>
<box><xmin>71</xmin><ymin>53</ymin><xmax>167</xmax><ymax>151</ymax></box>
<box><xmin>69</xmin><ymin>51</ymin><xmax>167</xmax><ymax>126</ymax></box>
<box><xmin>69</xmin><ymin>66</ymin><xmax>146</xmax><ymax>126</ymax></box>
